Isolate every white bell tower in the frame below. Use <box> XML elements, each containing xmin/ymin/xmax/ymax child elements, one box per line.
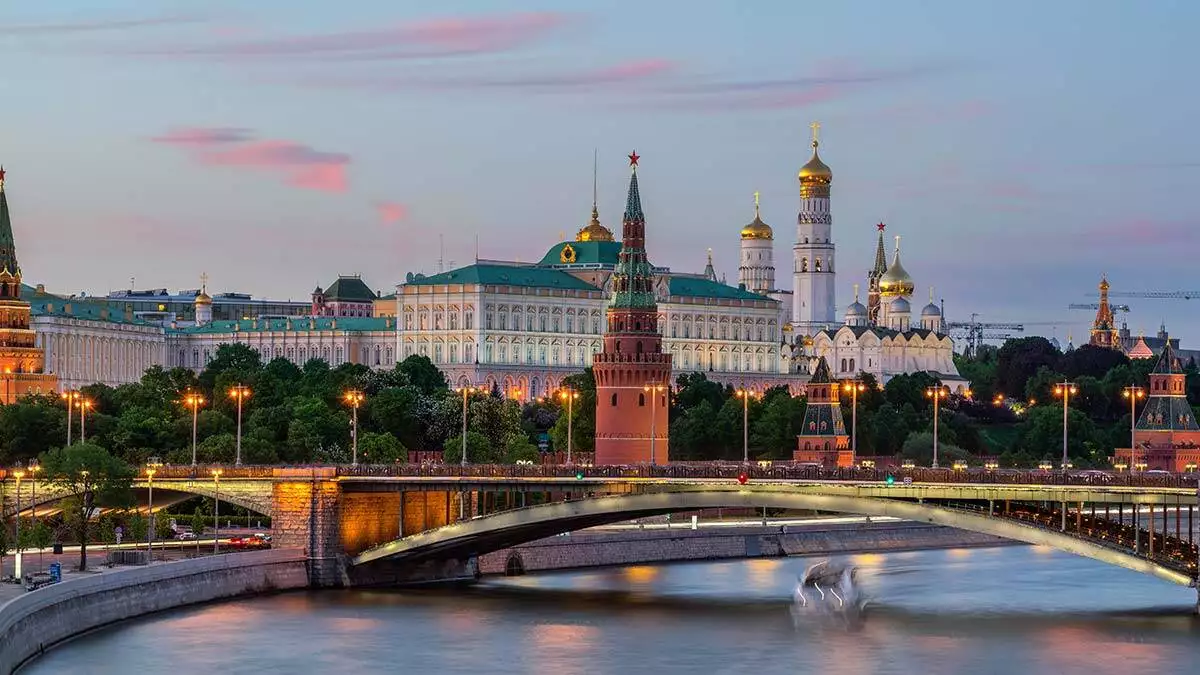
<box><xmin>792</xmin><ymin>122</ymin><xmax>836</xmax><ymax>335</ymax></box>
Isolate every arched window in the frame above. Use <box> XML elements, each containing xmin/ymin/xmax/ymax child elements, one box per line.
<box><xmin>611</xmin><ymin>393</ymin><xmax>618</xmax><ymax>406</ymax></box>
<box><xmin>639</xmin><ymin>393</ymin><xmax>646</xmax><ymax>407</ymax></box>
<box><xmin>841</xmin><ymin>358</ymin><xmax>847</xmax><ymax>371</ymax></box>
<box><xmin>801</xmin><ymin>258</ymin><xmax>809</xmax><ymax>272</ymax></box>
<box><xmin>849</xmin><ymin>358</ymin><xmax>856</xmax><ymax>372</ymax></box>
<box><xmin>636</xmin><ymin>342</ymin><xmax>643</xmax><ymax>354</ymax></box>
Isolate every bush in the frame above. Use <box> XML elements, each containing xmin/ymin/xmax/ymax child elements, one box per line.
<box><xmin>900</xmin><ymin>432</ymin><xmax>972</xmax><ymax>466</ymax></box>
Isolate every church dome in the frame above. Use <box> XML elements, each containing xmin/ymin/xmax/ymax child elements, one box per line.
<box><xmin>741</xmin><ymin>214</ymin><xmax>773</xmax><ymax>240</ymax></box>
<box><xmin>879</xmin><ymin>245</ymin><xmax>915</xmax><ymax>298</ymax></box>
<box><xmin>890</xmin><ymin>296</ymin><xmax>911</xmax><ymax>314</ymax></box>
<box><xmin>844</xmin><ymin>301</ymin><xmax>868</xmax><ymax>320</ymax></box>
<box><xmin>921</xmin><ymin>302</ymin><xmax>941</xmax><ymax>318</ymax></box>
<box><xmin>798</xmin><ymin>150</ymin><xmax>832</xmax><ymax>181</ymax></box>
<box><xmin>576</xmin><ymin>205</ymin><xmax>613</xmax><ymax>242</ymax></box>
<box><xmin>194</xmin><ymin>291</ymin><xmax>212</xmax><ymax>306</ymax></box>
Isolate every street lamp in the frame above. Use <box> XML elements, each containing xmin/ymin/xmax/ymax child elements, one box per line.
<box><xmin>229</xmin><ymin>385</ymin><xmax>252</xmax><ymax>466</ymax></box>
<box><xmin>643</xmin><ymin>382</ymin><xmax>667</xmax><ymax>465</ymax></box>
<box><xmin>183</xmin><ymin>392</ymin><xmax>205</xmax><ymax>466</ymax></box>
<box><xmin>1122</xmin><ymin>386</ymin><xmax>1146</xmax><ymax>472</ymax></box>
<box><xmin>735</xmin><ymin>388</ymin><xmax>760</xmax><ymax>464</ymax></box>
<box><xmin>924</xmin><ymin>385</ymin><xmax>948</xmax><ymax>468</ymax></box>
<box><xmin>146</xmin><ymin>457</ymin><xmax>161</xmax><ymax>560</ymax></box>
<box><xmin>993</xmin><ymin>394</ymin><xmax>1005</xmax><ymax>407</ymax></box>
<box><xmin>1053</xmin><ymin>381</ymin><xmax>1077</xmax><ymax>470</ymax></box>
<box><xmin>454</xmin><ymin>385</ymin><xmax>477</xmax><ymax>466</ymax></box>
<box><xmin>13</xmin><ymin>468</ymin><xmax>24</xmax><ymax>579</ymax></box>
<box><xmin>210</xmin><ymin>468</ymin><xmax>222</xmax><ymax>554</ymax></box>
<box><xmin>557</xmin><ymin>388</ymin><xmax>580</xmax><ymax>465</ymax></box>
<box><xmin>78</xmin><ymin>398</ymin><xmax>93</xmax><ymax>444</ymax></box>
<box><xmin>343</xmin><ymin>390</ymin><xmax>365</xmax><ymax>465</ymax></box>
<box><xmin>61</xmin><ymin>391</ymin><xmax>80</xmax><ymax>446</ymax></box>
<box><xmin>842</xmin><ymin>380</ymin><xmax>866</xmax><ymax>458</ymax></box>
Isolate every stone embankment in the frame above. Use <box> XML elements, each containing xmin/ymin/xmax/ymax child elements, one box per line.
<box><xmin>478</xmin><ymin>521</ymin><xmax>1010</xmax><ymax>575</ymax></box>
<box><xmin>0</xmin><ymin>549</ymin><xmax>307</xmax><ymax>675</ymax></box>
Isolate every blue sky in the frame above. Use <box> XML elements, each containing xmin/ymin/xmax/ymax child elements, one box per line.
<box><xmin>1</xmin><ymin>0</ymin><xmax>1197</xmax><ymax>345</ymax></box>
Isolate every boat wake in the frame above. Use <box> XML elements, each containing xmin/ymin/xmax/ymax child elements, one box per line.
<box><xmin>790</xmin><ymin>559</ymin><xmax>869</xmax><ymax>630</ymax></box>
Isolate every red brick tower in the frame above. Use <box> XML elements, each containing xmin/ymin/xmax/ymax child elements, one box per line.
<box><xmin>794</xmin><ymin>356</ymin><xmax>852</xmax><ymax>467</ymax></box>
<box><xmin>0</xmin><ymin>167</ymin><xmax>56</xmax><ymax>402</ymax></box>
<box><xmin>1120</xmin><ymin>337</ymin><xmax>1200</xmax><ymax>470</ymax></box>
<box><xmin>1089</xmin><ymin>276</ymin><xmax>1120</xmax><ymax>349</ymax></box>
<box><xmin>594</xmin><ymin>152</ymin><xmax>672</xmax><ymax>465</ymax></box>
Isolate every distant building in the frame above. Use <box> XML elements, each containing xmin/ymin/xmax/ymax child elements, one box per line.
<box><xmin>1088</xmin><ymin>277</ymin><xmax>1121</xmax><ymax>349</ymax></box>
<box><xmin>1113</xmin><ymin>340</ymin><xmax>1200</xmax><ymax>471</ymax></box>
<box><xmin>104</xmin><ymin>285</ymin><xmax>309</xmax><ymax>324</ymax></box>
<box><xmin>311</xmin><ymin>275</ymin><xmax>380</xmax><ymax>318</ymax></box>
<box><xmin>793</xmin><ymin>356</ymin><xmax>852</xmax><ymax>467</ymax></box>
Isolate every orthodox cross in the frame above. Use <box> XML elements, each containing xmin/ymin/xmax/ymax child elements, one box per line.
<box><xmin>753</xmin><ymin>190</ymin><xmax>760</xmax><ymax>216</ymax></box>
<box><xmin>200</xmin><ymin>272</ymin><xmax>209</xmax><ymax>291</ymax></box>
<box><xmin>810</xmin><ymin>121</ymin><xmax>821</xmax><ymax>146</ymax></box>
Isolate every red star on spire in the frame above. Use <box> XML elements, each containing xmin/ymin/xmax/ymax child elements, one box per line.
<box><xmin>876</xmin><ymin>222</ymin><xmax>886</xmax><ymax>231</ymax></box>
<box><xmin>0</xmin><ymin>167</ymin><xmax>6</xmax><ymax>183</ymax></box>
<box><xmin>628</xmin><ymin>151</ymin><xmax>640</xmax><ymax>167</ymax></box>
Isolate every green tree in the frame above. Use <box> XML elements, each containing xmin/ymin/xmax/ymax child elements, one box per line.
<box><xmin>1011</xmin><ymin>406</ymin><xmax>1100</xmax><ymax>465</ymax></box>
<box><xmin>996</xmin><ymin>336</ymin><xmax>1062</xmax><ymax>399</ymax></box>
<box><xmin>443</xmin><ymin>431</ymin><xmax>496</xmax><ymax>464</ymax></box>
<box><xmin>199</xmin><ymin>343</ymin><xmax>263</xmax><ymax>391</ymax></box>
<box><xmin>196</xmin><ymin>433</ymin><xmax>237</xmax><ymax>463</ymax></box>
<box><xmin>39</xmin><ymin>442</ymin><xmax>134</xmax><ymax>571</ymax></box>
<box><xmin>366</xmin><ymin>386</ymin><xmax>424</xmax><ymax>449</ymax></box>
<box><xmin>126</xmin><ymin>512</ymin><xmax>148</xmax><ymax>543</ymax></box>
<box><xmin>900</xmin><ymin>432</ymin><xmax>971</xmax><ymax>466</ymax></box>
<box><xmin>398</xmin><ymin>355</ymin><xmax>448</xmax><ymax>396</ymax></box>
<box><xmin>29</xmin><ymin>521</ymin><xmax>52</xmax><ymax>573</ymax></box>
<box><xmin>358</xmin><ymin>431</ymin><xmax>407</xmax><ymax>464</ymax></box>
<box><xmin>0</xmin><ymin>395</ymin><xmax>66</xmax><ymax>465</ymax></box>
<box><xmin>750</xmin><ymin>394</ymin><xmax>805</xmax><ymax>459</ymax></box>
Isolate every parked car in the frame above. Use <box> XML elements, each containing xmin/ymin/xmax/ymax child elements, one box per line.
<box><xmin>176</xmin><ymin>530</ymin><xmax>196</xmax><ymax>541</ymax></box>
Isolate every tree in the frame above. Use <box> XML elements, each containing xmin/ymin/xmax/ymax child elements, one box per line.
<box><xmin>443</xmin><ymin>431</ymin><xmax>496</xmax><ymax>464</ymax></box>
<box><xmin>0</xmin><ymin>395</ymin><xmax>67</xmax><ymax>465</ymax></box>
<box><xmin>398</xmin><ymin>355</ymin><xmax>448</xmax><ymax>396</ymax></box>
<box><xmin>1058</xmin><ymin>344</ymin><xmax>1130</xmax><ymax>381</ymax></box>
<box><xmin>39</xmin><ymin>443</ymin><xmax>134</xmax><ymax>571</ymax></box>
<box><xmin>358</xmin><ymin>432</ymin><xmax>407</xmax><ymax>464</ymax></box>
<box><xmin>191</xmin><ymin>508</ymin><xmax>205</xmax><ymax>555</ymax></box>
<box><xmin>196</xmin><ymin>433</ymin><xmax>237</xmax><ymax>463</ymax></box>
<box><xmin>750</xmin><ymin>394</ymin><xmax>805</xmax><ymax>460</ymax></box>
<box><xmin>996</xmin><ymin>337</ymin><xmax>1062</xmax><ymax>398</ymax></box>
<box><xmin>199</xmin><ymin>343</ymin><xmax>263</xmax><ymax>391</ymax></box>
<box><xmin>29</xmin><ymin>521</ymin><xmax>52</xmax><ymax>573</ymax></box>
<box><xmin>900</xmin><ymin>432</ymin><xmax>971</xmax><ymax>466</ymax></box>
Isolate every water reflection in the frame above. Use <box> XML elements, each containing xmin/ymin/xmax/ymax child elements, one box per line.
<box><xmin>25</xmin><ymin>546</ymin><xmax>1200</xmax><ymax>675</ymax></box>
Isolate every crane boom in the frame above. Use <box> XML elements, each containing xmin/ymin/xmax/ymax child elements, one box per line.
<box><xmin>1092</xmin><ymin>291</ymin><xmax>1200</xmax><ymax>300</ymax></box>
<box><xmin>1069</xmin><ymin>303</ymin><xmax>1131</xmax><ymax>312</ymax></box>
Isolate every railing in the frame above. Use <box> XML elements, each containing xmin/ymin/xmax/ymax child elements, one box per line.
<box><xmin>5</xmin><ymin>463</ymin><xmax>1198</xmax><ymax>489</ymax></box>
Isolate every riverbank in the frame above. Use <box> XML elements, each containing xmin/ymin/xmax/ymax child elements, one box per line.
<box><xmin>0</xmin><ymin>549</ymin><xmax>307</xmax><ymax>675</ymax></box>
<box><xmin>479</xmin><ymin>520</ymin><xmax>1012</xmax><ymax>575</ymax></box>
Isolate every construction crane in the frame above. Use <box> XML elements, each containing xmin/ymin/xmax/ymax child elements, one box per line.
<box><xmin>1069</xmin><ymin>303</ymin><xmax>1131</xmax><ymax>312</ymax></box>
<box><xmin>945</xmin><ymin>313</ymin><xmax>1025</xmax><ymax>358</ymax></box>
<box><xmin>1090</xmin><ymin>291</ymin><xmax>1200</xmax><ymax>300</ymax></box>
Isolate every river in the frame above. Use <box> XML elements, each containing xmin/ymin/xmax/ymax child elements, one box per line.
<box><xmin>24</xmin><ymin>545</ymin><xmax>1200</xmax><ymax>675</ymax></box>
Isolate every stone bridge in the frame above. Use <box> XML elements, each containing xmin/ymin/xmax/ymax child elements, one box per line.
<box><xmin>3</xmin><ymin>465</ymin><xmax>1198</xmax><ymax>591</ymax></box>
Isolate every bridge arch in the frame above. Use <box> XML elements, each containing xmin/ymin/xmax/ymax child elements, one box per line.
<box><xmin>3</xmin><ymin>480</ymin><xmax>273</xmax><ymax>519</ymax></box>
<box><xmin>353</xmin><ymin>490</ymin><xmax>1195</xmax><ymax>587</ymax></box>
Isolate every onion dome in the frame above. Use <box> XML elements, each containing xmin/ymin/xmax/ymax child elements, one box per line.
<box><xmin>845</xmin><ymin>301</ymin><xmax>868</xmax><ymax>321</ymax></box>
<box><xmin>194</xmin><ymin>290</ymin><xmax>212</xmax><ymax>306</ymax></box>
<box><xmin>921</xmin><ymin>302</ymin><xmax>941</xmax><ymax>318</ymax></box>
<box><xmin>798</xmin><ymin>149</ymin><xmax>833</xmax><ymax>181</ymax></box>
<box><xmin>879</xmin><ymin>235</ymin><xmax>915</xmax><ymax>297</ymax></box>
<box><xmin>576</xmin><ymin>205</ymin><xmax>613</xmax><ymax>242</ymax></box>
<box><xmin>889</xmin><ymin>296</ymin><xmax>911</xmax><ymax>314</ymax></box>
<box><xmin>741</xmin><ymin>191</ymin><xmax>773</xmax><ymax>240</ymax></box>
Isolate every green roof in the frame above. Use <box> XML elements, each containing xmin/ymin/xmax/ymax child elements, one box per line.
<box><xmin>405</xmin><ymin>264</ymin><xmax>601</xmax><ymax>291</ymax></box>
<box><xmin>538</xmin><ymin>241</ymin><xmax>623</xmax><ymax>266</ymax></box>
<box><xmin>668</xmin><ymin>276</ymin><xmax>775</xmax><ymax>302</ymax></box>
<box><xmin>322</xmin><ymin>276</ymin><xmax>377</xmax><ymax>302</ymax></box>
<box><xmin>170</xmin><ymin>316</ymin><xmax>392</xmax><ymax>335</ymax></box>
<box><xmin>24</xmin><ymin>283</ymin><xmax>151</xmax><ymax>326</ymax></box>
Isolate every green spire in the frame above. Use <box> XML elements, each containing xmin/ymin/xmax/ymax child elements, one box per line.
<box><xmin>610</xmin><ymin>152</ymin><xmax>656</xmax><ymax>310</ymax></box>
<box><xmin>871</xmin><ymin>222</ymin><xmax>887</xmax><ymax>278</ymax></box>
<box><xmin>0</xmin><ymin>167</ymin><xmax>18</xmax><ymax>277</ymax></box>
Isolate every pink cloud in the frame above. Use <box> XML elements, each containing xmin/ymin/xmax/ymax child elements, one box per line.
<box><xmin>152</xmin><ymin>128</ymin><xmax>350</xmax><ymax>193</ymax></box>
<box><xmin>297</xmin><ymin>58</ymin><xmax>673</xmax><ymax>92</ymax></box>
<box><xmin>121</xmin><ymin>12</ymin><xmax>571</xmax><ymax>61</ymax></box>
<box><xmin>376</xmin><ymin>202</ymin><xmax>408</xmax><ymax>224</ymax></box>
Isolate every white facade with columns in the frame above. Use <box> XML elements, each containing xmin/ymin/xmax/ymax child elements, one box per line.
<box><xmin>33</xmin><ymin>315</ymin><xmax>166</xmax><ymax>390</ymax></box>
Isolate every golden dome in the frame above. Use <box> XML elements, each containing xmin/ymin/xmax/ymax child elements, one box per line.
<box><xmin>879</xmin><ymin>237</ymin><xmax>914</xmax><ymax>297</ymax></box>
<box><xmin>576</xmin><ymin>206</ymin><xmax>613</xmax><ymax>242</ymax></box>
<box><xmin>1099</xmin><ymin>276</ymin><xmax>1110</xmax><ymax>292</ymax></box>
<box><xmin>798</xmin><ymin>147</ymin><xmax>832</xmax><ymax>181</ymax></box>
<box><xmin>741</xmin><ymin>215</ymin><xmax>773</xmax><ymax>240</ymax></box>
<box><xmin>194</xmin><ymin>291</ymin><xmax>212</xmax><ymax>306</ymax></box>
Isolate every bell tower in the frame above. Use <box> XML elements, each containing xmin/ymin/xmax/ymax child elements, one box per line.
<box><xmin>792</xmin><ymin>122</ymin><xmax>836</xmax><ymax>335</ymax></box>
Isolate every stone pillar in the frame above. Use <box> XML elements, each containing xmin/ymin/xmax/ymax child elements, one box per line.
<box><xmin>270</xmin><ymin>468</ymin><xmax>343</xmax><ymax>587</ymax></box>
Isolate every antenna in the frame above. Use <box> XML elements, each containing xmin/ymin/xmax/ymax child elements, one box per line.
<box><xmin>438</xmin><ymin>234</ymin><xmax>445</xmax><ymax>274</ymax></box>
<box><xmin>474</xmin><ymin>234</ymin><xmax>479</xmax><ymax>263</ymax></box>
<box><xmin>592</xmin><ymin>149</ymin><xmax>598</xmax><ymax>210</ymax></box>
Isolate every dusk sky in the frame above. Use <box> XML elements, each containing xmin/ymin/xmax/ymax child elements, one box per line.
<box><xmin>2</xmin><ymin>1</ymin><xmax>1197</xmax><ymax>345</ymax></box>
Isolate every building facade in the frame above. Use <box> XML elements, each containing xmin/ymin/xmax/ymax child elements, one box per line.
<box><xmin>1113</xmin><ymin>340</ymin><xmax>1200</xmax><ymax>471</ymax></box>
<box><xmin>312</xmin><ymin>275</ymin><xmax>380</xmax><ymax>318</ymax></box>
<box><xmin>0</xmin><ymin>169</ymin><xmax>57</xmax><ymax>401</ymax></box>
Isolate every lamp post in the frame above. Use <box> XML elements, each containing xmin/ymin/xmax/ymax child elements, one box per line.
<box><xmin>734</xmin><ymin>388</ymin><xmax>759</xmax><ymax>464</ymax></box>
<box><xmin>146</xmin><ymin>457</ymin><xmax>161</xmax><ymax>561</ymax></box>
<box><xmin>643</xmin><ymin>383</ymin><xmax>666</xmax><ymax>465</ymax></box>
<box><xmin>1053</xmin><ymin>381</ymin><xmax>1077</xmax><ymax>470</ymax></box>
<box><xmin>342</xmin><ymin>390</ymin><xmax>365</xmax><ymax>465</ymax></box>
<box><xmin>557</xmin><ymin>388</ymin><xmax>580</xmax><ymax>465</ymax></box>
<box><xmin>842</xmin><ymin>380</ymin><xmax>866</xmax><ymax>458</ymax></box>
<box><xmin>183</xmin><ymin>392</ymin><xmax>204</xmax><ymax>466</ymax></box>
<box><xmin>79</xmin><ymin>399</ymin><xmax>93</xmax><ymax>444</ymax></box>
<box><xmin>229</xmin><ymin>385</ymin><xmax>251</xmax><ymax>466</ymax></box>
<box><xmin>454</xmin><ymin>386</ymin><xmax>476</xmax><ymax>467</ymax></box>
<box><xmin>13</xmin><ymin>468</ymin><xmax>24</xmax><ymax>579</ymax></box>
<box><xmin>27</xmin><ymin>460</ymin><xmax>39</xmax><ymax>528</ymax></box>
<box><xmin>1122</xmin><ymin>386</ymin><xmax>1146</xmax><ymax>472</ymax></box>
<box><xmin>61</xmin><ymin>391</ymin><xmax>79</xmax><ymax>446</ymax></box>
<box><xmin>924</xmin><ymin>385</ymin><xmax>948</xmax><ymax>468</ymax></box>
<box><xmin>211</xmin><ymin>468</ymin><xmax>222</xmax><ymax>554</ymax></box>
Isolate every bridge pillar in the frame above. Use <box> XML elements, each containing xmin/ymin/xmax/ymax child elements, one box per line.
<box><xmin>270</xmin><ymin>468</ymin><xmax>344</xmax><ymax>587</ymax></box>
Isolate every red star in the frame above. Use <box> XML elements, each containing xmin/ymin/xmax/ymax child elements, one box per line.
<box><xmin>876</xmin><ymin>222</ymin><xmax>886</xmax><ymax>231</ymax></box>
<box><xmin>0</xmin><ymin>167</ymin><xmax>6</xmax><ymax>183</ymax></box>
<box><xmin>628</xmin><ymin>151</ymin><xmax>640</xmax><ymax>167</ymax></box>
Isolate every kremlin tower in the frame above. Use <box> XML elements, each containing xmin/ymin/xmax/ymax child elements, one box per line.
<box><xmin>1089</xmin><ymin>276</ymin><xmax>1120</xmax><ymax>349</ymax></box>
<box><xmin>0</xmin><ymin>168</ymin><xmax>57</xmax><ymax>402</ymax></box>
<box><xmin>1115</xmin><ymin>338</ymin><xmax>1200</xmax><ymax>471</ymax></box>
<box><xmin>793</xmin><ymin>356</ymin><xmax>852</xmax><ymax>467</ymax></box>
<box><xmin>792</xmin><ymin>122</ymin><xmax>837</xmax><ymax>335</ymax></box>
<box><xmin>593</xmin><ymin>152</ymin><xmax>672</xmax><ymax>465</ymax></box>
<box><xmin>738</xmin><ymin>192</ymin><xmax>775</xmax><ymax>294</ymax></box>
<box><xmin>866</xmin><ymin>223</ymin><xmax>888</xmax><ymax>324</ymax></box>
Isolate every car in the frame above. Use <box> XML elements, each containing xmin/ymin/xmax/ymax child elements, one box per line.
<box><xmin>1144</xmin><ymin>469</ymin><xmax>1173</xmax><ymax>476</ymax></box>
<box><xmin>176</xmin><ymin>531</ymin><xmax>196</xmax><ymax>541</ymax></box>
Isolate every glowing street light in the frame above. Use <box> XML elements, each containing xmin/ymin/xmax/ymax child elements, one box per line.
<box><xmin>182</xmin><ymin>392</ymin><xmax>205</xmax><ymax>465</ymax></box>
<box><xmin>60</xmin><ymin>391</ymin><xmax>80</xmax><ymax>446</ymax></box>
<box><xmin>842</xmin><ymin>380</ymin><xmax>866</xmax><ymax>458</ymax></box>
<box><xmin>557</xmin><ymin>387</ymin><xmax>580</xmax><ymax>465</ymax></box>
<box><xmin>78</xmin><ymin>398</ymin><xmax>94</xmax><ymax>444</ymax></box>
<box><xmin>454</xmin><ymin>385</ymin><xmax>478</xmax><ymax>466</ymax></box>
<box><xmin>644</xmin><ymin>382</ymin><xmax>667</xmax><ymax>465</ymax></box>
<box><xmin>229</xmin><ymin>385</ymin><xmax>252</xmax><ymax>466</ymax></box>
<box><xmin>924</xmin><ymin>385</ymin><xmax>949</xmax><ymax>468</ymax></box>
<box><xmin>993</xmin><ymin>394</ymin><xmax>1005</xmax><ymax>407</ymax></box>
<box><xmin>343</xmin><ymin>390</ymin><xmax>366</xmax><ymax>465</ymax></box>
<box><xmin>210</xmin><ymin>468</ymin><xmax>223</xmax><ymax>554</ymax></box>
<box><xmin>1122</xmin><ymin>386</ymin><xmax>1146</xmax><ymax>472</ymax></box>
<box><xmin>1053</xmin><ymin>381</ymin><xmax>1078</xmax><ymax>469</ymax></box>
<box><xmin>146</xmin><ymin>457</ymin><xmax>162</xmax><ymax>560</ymax></box>
<box><xmin>735</xmin><ymin>387</ymin><xmax>760</xmax><ymax>464</ymax></box>
<box><xmin>13</xmin><ymin>467</ymin><xmax>25</xmax><ymax>578</ymax></box>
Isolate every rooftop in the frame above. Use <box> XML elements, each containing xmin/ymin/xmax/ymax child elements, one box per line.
<box><xmin>404</xmin><ymin>263</ymin><xmax>602</xmax><ymax>291</ymax></box>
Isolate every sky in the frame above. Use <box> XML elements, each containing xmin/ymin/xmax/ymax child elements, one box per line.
<box><xmin>1</xmin><ymin>0</ymin><xmax>1198</xmax><ymax>346</ymax></box>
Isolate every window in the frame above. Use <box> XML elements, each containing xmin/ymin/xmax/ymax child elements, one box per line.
<box><xmin>565</xmin><ymin>317</ymin><xmax>573</xmax><ymax>333</ymax></box>
<box><xmin>404</xmin><ymin>312</ymin><xmax>414</xmax><ymax>330</ymax></box>
<box><xmin>434</xmin><ymin>343</ymin><xmax>444</xmax><ymax>362</ymax></box>
<box><xmin>374</xmin><ymin>346</ymin><xmax>382</xmax><ymax>366</ymax></box>
<box><xmin>849</xmin><ymin>358</ymin><xmax>856</xmax><ymax>372</ymax></box>
<box><xmin>721</xmin><ymin>324</ymin><xmax>728</xmax><ymax>340</ymax></box>
<box><xmin>450</xmin><ymin>343</ymin><xmax>459</xmax><ymax>363</ymax></box>
<box><xmin>486</xmin><ymin>313</ymin><xmax>494</xmax><ymax>329</ymax></box>
<box><xmin>539</xmin><ymin>347</ymin><xmax>547</xmax><ymax>364</ymax></box>
<box><xmin>498</xmin><ymin>345</ymin><xmax>507</xmax><ymax>362</ymax></box>
<box><xmin>527</xmin><ymin>315</ymin><xmax>535</xmax><ymax>331</ymax></box>
<box><xmin>434</xmin><ymin>314</ymin><xmax>443</xmax><ymax>330</ymax></box>
<box><xmin>639</xmin><ymin>393</ymin><xmax>646</xmax><ymax>407</ymax></box>
<box><xmin>801</xmin><ymin>258</ymin><xmax>809</xmax><ymax>272</ymax></box>
<box><xmin>499</xmin><ymin>312</ymin><xmax>508</xmax><ymax>330</ymax></box>
<box><xmin>465</xmin><ymin>313</ymin><xmax>473</xmax><ymax>330</ymax></box>
<box><xmin>449</xmin><ymin>313</ymin><xmax>458</xmax><ymax>330</ymax></box>
<box><xmin>611</xmin><ymin>393</ymin><xmax>618</xmax><ymax>406</ymax></box>
<box><xmin>592</xmin><ymin>318</ymin><xmax>600</xmax><ymax>333</ymax></box>
<box><xmin>336</xmin><ymin>347</ymin><xmax>344</xmax><ymax>363</ymax></box>
<box><xmin>551</xmin><ymin>348</ymin><xmax>560</xmax><ymax>365</ymax></box>
<box><xmin>485</xmin><ymin>344</ymin><xmax>493</xmax><ymax>362</ymax></box>
<box><xmin>464</xmin><ymin>344</ymin><xmax>473</xmax><ymax>363</ymax></box>
<box><xmin>552</xmin><ymin>317</ymin><xmax>560</xmax><ymax>332</ymax></box>
<box><xmin>526</xmin><ymin>346</ymin><xmax>534</xmax><ymax>363</ymax></box>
